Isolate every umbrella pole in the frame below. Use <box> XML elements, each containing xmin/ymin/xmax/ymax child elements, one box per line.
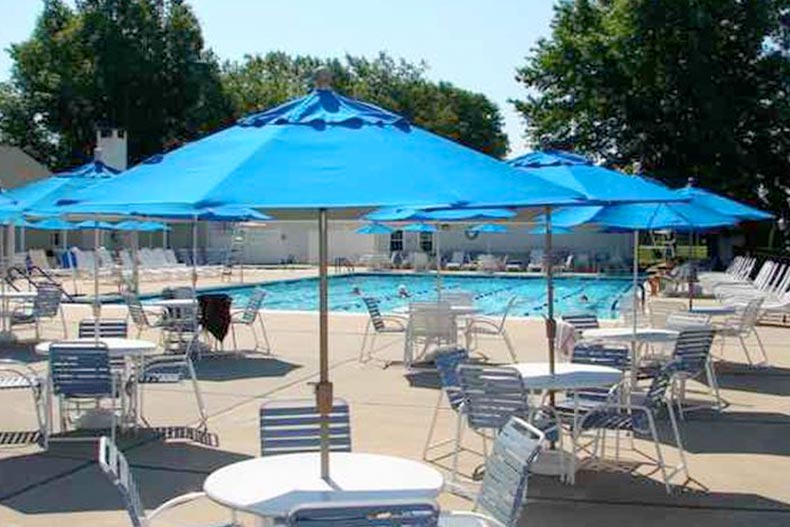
<box><xmin>93</xmin><ymin>217</ymin><xmax>101</xmax><ymax>340</ymax></box>
<box><xmin>688</xmin><ymin>232</ymin><xmax>695</xmax><ymax>309</ymax></box>
<box><xmin>132</xmin><ymin>230</ymin><xmax>140</xmax><ymax>295</ymax></box>
<box><xmin>632</xmin><ymin>230</ymin><xmax>639</xmax><ymax>383</ymax></box>
<box><xmin>545</xmin><ymin>207</ymin><xmax>556</xmax><ymax>377</ymax></box>
<box><xmin>435</xmin><ymin>224</ymin><xmax>442</xmax><ymax>299</ymax></box>
<box><xmin>191</xmin><ymin>217</ymin><xmax>198</xmax><ymax>291</ymax></box>
<box><xmin>317</xmin><ymin>208</ymin><xmax>333</xmax><ymax>481</ymax></box>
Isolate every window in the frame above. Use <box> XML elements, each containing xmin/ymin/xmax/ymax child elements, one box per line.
<box><xmin>419</xmin><ymin>232</ymin><xmax>433</xmax><ymax>253</ymax></box>
<box><xmin>390</xmin><ymin>230</ymin><xmax>403</xmax><ymax>252</ymax></box>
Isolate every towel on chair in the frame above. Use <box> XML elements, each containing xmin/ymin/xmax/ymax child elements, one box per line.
<box><xmin>555</xmin><ymin>320</ymin><xmax>578</xmax><ymax>359</ymax></box>
<box><xmin>198</xmin><ymin>294</ymin><xmax>232</xmax><ymax>342</ymax></box>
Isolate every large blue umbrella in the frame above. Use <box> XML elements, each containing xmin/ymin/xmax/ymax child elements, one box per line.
<box><xmin>356</xmin><ymin>223</ymin><xmax>393</xmax><ymax>235</ymax></box>
<box><xmin>53</xmin><ymin>81</ymin><xmax>588</xmax><ymax>479</ymax></box>
<box><xmin>547</xmin><ymin>202</ymin><xmax>738</xmax><ymax>232</ymax></box>
<box><xmin>365</xmin><ymin>207</ymin><xmax>516</xmax><ymax>222</ymax></box>
<box><xmin>28</xmin><ymin>218</ymin><xmax>78</xmax><ymax>231</ymax></box>
<box><xmin>509</xmin><ymin>150</ymin><xmax>683</xmax><ymax>204</ymax></box>
<box><xmin>114</xmin><ymin>220</ymin><xmax>170</xmax><ymax>232</ymax></box>
<box><xmin>675</xmin><ymin>185</ymin><xmax>774</xmax><ymax>222</ymax></box>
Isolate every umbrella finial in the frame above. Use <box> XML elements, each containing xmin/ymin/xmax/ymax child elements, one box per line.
<box><xmin>313</xmin><ymin>67</ymin><xmax>333</xmax><ymax>90</ymax></box>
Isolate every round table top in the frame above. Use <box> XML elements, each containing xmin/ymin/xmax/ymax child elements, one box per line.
<box><xmin>150</xmin><ymin>298</ymin><xmax>196</xmax><ymax>307</ymax></box>
<box><xmin>35</xmin><ymin>338</ymin><xmax>158</xmax><ymax>357</ymax></box>
<box><xmin>0</xmin><ymin>291</ymin><xmax>38</xmax><ymax>299</ymax></box>
<box><xmin>511</xmin><ymin>362</ymin><xmax>622</xmax><ymax>390</ymax></box>
<box><xmin>581</xmin><ymin>327</ymin><xmax>679</xmax><ymax>343</ymax></box>
<box><xmin>203</xmin><ymin>452</ymin><xmax>444</xmax><ymax>518</ymax></box>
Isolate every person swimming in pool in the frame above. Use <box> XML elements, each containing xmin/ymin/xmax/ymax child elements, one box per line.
<box><xmin>579</xmin><ymin>294</ymin><xmax>589</xmax><ymax>303</ymax></box>
<box><xmin>398</xmin><ymin>284</ymin><xmax>410</xmax><ymax>298</ymax></box>
<box><xmin>351</xmin><ymin>285</ymin><xmax>362</xmax><ymax>296</ymax></box>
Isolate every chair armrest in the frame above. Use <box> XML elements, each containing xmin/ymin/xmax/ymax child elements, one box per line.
<box><xmin>380</xmin><ymin>315</ymin><xmax>408</xmax><ymax>330</ymax></box>
<box><xmin>466</xmin><ymin>317</ymin><xmax>500</xmax><ymax>331</ymax></box>
<box><xmin>147</xmin><ymin>491</ymin><xmax>207</xmax><ymax>521</ymax></box>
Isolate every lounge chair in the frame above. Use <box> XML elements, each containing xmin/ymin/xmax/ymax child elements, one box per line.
<box><xmin>527</xmin><ymin>249</ymin><xmax>544</xmax><ymax>272</ymax></box>
<box><xmin>445</xmin><ymin>251</ymin><xmax>466</xmax><ymax>271</ymax></box>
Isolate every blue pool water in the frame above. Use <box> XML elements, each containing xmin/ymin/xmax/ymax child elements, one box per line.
<box><xmin>151</xmin><ymin>273</ymin><xmax>634</xmax><ymax>319</ymax></box>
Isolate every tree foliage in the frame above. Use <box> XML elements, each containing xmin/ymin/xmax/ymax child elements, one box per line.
<box><xmin>0</xmin><ymin>0</ymin><xmax>231</xmax><ymax>170</ymax></box>
<box><xmin>514</xmin><ymin>0</ymin><xmax>790</xmax><ymax>219</ymax></box>
<box><xmin>221</xmin><ymin>52</ymin><xmax>509</xmax><ymax>158</ymax></box>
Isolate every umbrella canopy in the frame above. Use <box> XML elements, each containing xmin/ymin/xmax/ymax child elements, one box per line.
<box><xmin>402</xmin><ymin>223</ymin><xmax>437</xmax><ymax>233</ymax></box>
<box><xmin>6</xmin><ymin>161</ymin><xmax>119</xmax><ymax>216</ymax></box>
<box><xmin>114</xmin><ymin>220</ymin><xmax>170</xmax><ymax>232</ymax></box>
<box><xmin>74</xmin><ymin>220</ymin><xmax>119</xmax><ymax>231</ymax></box>
<box><xmin>356</xmin><ymin>223</ymin><xmax>394</xmax><ymax>235</ymax></box>
<box><xmin>509</xmin><ymin>150</ymin><xmax>684</xmax><ymax>204</ymax></box>
<box><xmin>28</xmin><ymin>218</ymin><xmax>78</xmax><ymax>231</ymax></box>
<box><xmin>675</xmin><ymin>185</ymin><xmax>774</xmax><ymax>222</ymax></box>
<box><xmin>55</xmin><ymin>90</ymin><xmax>585</xmax><ymax>213</ymax></box>
<box><xmin>365</xmin><ymin>207</ymin><xmax>516</xmax><ymax>222</ymax></box>
<box><xmin>543</xmin><ymin>201</ymin><xmax>740</xmax><ymax>232</ymax></box>
<box><xmin>468</xmin><ymin>223</ymin><xmax>509</xmax><ymax>233</ymax></box>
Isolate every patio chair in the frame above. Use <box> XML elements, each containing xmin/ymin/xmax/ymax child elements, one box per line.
<box><xmin>49</xmin><ymin>341</ymin><xmax>123</xmax><ymax>443</ymax></box>
<box><xmin>526</xmin><ymin>249</ymin><xmax>544</xmax><ymax>272</ymax></box>
<box><xmin>569</xmin><ymin>361</ymin><xmax>688</xmax><ymax>492</ymax></box>
<box><xmin>464</xmin><ymin>296</ymin><xmax>518</xmax><ymax>362</ymax></box>
<box><xmin>359</xmin><ymin>297</ymin><xmax>408</xmax><ymax>363</ymax></box>
<box><xmin>124</xmin><ymin>292</ymin><xmax>166</xmax><ymax>340</ymax></box>
<box><xmin>445</xmin><ymin>251</ymin><xmax>466</xmax><ymax>271</ymax></box>
<box><xmin>79</xmin><ymin>318</ymin><xmax>129</xmax><ymax>339</ymax></box>
<box><xmin>439</xmin><ymin>416</ymin><xmax>544</xmax><ymax>527</ymax></box>
<box><xmin>259</xmin><ymin>398</ymin><xmax>351</xmax><ymax>456</ymax></box>
<box><xmin>230</xmin><ymin>288</ymin><xmax>271</xmax><ymax>354</ymax></box>
<box><xmin>457</xmin><ymin>364</ymin><xmax>561</xmax><ymax>480</ymax></box>
<box><xmin>647</xmin><ymin>299</ymin><xmax>687</xmax><ymax>329</ymax></box>
<box><xmin>0</xmin><ymin>359</ymin><xmax>47</xmax><ymax>448</ymax></box>
<box><xmin>405</xmin><ymin>303</ymin><xmax>457</xmax><ymax>368</ymax></box>
<box><xmin>422</xmin><ymin>347</ymin><xmax>471</xmax><ymax>480</ymax></box>
<box><xmin>288</xmin><ymin>500</ymin><xmax>439</xmax><ymax>527</ymax></box>
<box><xmin>98</xmin><ymin>436</ymin><xmax>235</xmax><ymax>527</ymax></box>
<box><xmin>10</xmin><ymin>284</ymin><xmax>67</xmax><ymax>339</ymax></box>
<box><xmin>664</xmin><ymin>311</ymin><xmax>711</xmax><ymax>330</ymax></box>
<box><xmin>560</xmin><ymin>313</ymin><xmax>599</xmax><ymax>331</ymax></box>
<box><xmin>711</xmin><ymin>297</ymin><xmax>767</xmax><ymax>364</ymax></box>
<box><xmin>132</xmin><ymin>335</ymin><xmax>207</xmax><ymax>430</ymax></box>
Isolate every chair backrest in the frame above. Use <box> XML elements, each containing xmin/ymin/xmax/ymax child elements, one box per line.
<box><xmin>434</xmin><ymin>347</ymin><xmax>469</xmax><ymax>410</ymax></box>
<box><xmin>79</xmin><ymin>318</ymin><xmax>129</xmax><ymax>339</ymax></box>
<box><xmin>408</xmin><ymin>303</ymin><xmax>456</xmax><ymax>340</ymax></box>
<box><xmin>260</xmin><ymin>398</ymin><xmax>351</xmax><ymax>456</ymax></box>
<box><xmin>498</xmin><ymin>296</ymin><xmax>519</xmax><ymax>328</ymax></box>
<box><xmin>287</xmin><ymin>500</ymin><xmax>439</xmax><ymax>527</ymax></box>
<box><xmin>441</xmin><ymin>291</ymin><xmax>474</xmax><ymax>307</ymax></box>
<box><xmin>457</xmin><ymin>365</ymin><xmax>528</xmax><ymax>431</ymax></box>
<box><xmin>475</xmin><ymin>416</ymin><xmax>544</xmax><ymax>527</ymax></box>
<box><xmin>665</xmin><ymin>311</ymin><xmax>710</xmax><ymax>330</ymax></box>
<box><xmin>648</xmin><ymin>299</ymin><xmax>687</xmax><ymax>328</ymax></box>
<box><xmin>571</xmin><ymin>343</ymin><xmax>631</xmax><ymax>370</ymax></box>
<box><xmin>672</xmin><ymin>328</ymin><xmax>715</xmax><ymax>374</ymax></box>
<box><xmin>98</xmin><ymin>436</ymin><xmax>146</xmax><ymax>527</ymax></box>
<box><xmin>730</xmin><ymin>297</ymin><xmax>764</xmax><ymax>334</ymax></box>
<box><xmin>33</xmin><ymin>285</ymin><xmax>62</xmax><ymax>318</ymax></box>
<box><xmin>49</xmin><ymin>342</ymin><xmax>113</xmax><ymax>397</ymax></box>
<box><xmin>29</xmin><ymin>249</ymin><xmax>51</xmax><ymax>270</ymax></box>
<box><xmin>561</xmin><ymin>313</ymin><xmax>599</xmax><ymax>330</ymax></box>
<box><xmin>644</xmin><ymin>360</ymin><xmax>683</xmax><ymax>410</ymax></box>
<box><xmin>240</xmin><ymin>288</ymin><xmax>266</xmax><ymax>324</ymax></box>
<box><xmin>123</xmin><ymin>292</ymin><xmax>150</xmax><ymax>328</ymax></box>
<box><xmin>362</xmin><ymin>297</ymin><xmax>386</xmax><ymax>332</ymax></box>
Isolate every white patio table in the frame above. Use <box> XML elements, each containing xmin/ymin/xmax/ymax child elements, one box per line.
<box><xmin>580</xmin><ymin>326</ymin><xmax>679</xmax><ymax>344</ymax></box>
<box><xmin>204</xmin><ymin>452</ymin><xmax>444</xmax><ymax>522</ymax></box>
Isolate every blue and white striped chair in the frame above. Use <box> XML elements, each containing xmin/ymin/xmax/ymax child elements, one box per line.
<box><xmin>11</xmin><ymin>284</ymin><xmax>67</xmax><ymax>339</ymax></box>
<box><xmin>288</xmin><ymin>500</ymin><xmax>439</xmax><ymax>527</ymax></box>
<box><xmin>98</xmin><ymin>436</ymin><xmax>235</xmax><ymax>527</ymax></box>
<box><xmin>457</xmin><ymin>364</ymin><xmax>562</xmax><ymax>480</ymax></box>
<box><xmin>49</xmin><ymin>342</ymin><xmax>123</xmax><ymax>443</ymax></box>
<box><xmin>78</xmin><ymin>318</ymin><xmax>129</xmax><ymax>339</ymax></box>
<box><xmin>561</xmin><ymin>313</ymin><xmax>599</xmax><ymax>331</ymax></box>
<box><xmin>571</xmin><ymin>361</ymin><xmax>688</xmax><ymax>492</ymax></box>
<box><xmin>359</xmin><ymin>297</ymin><xmax>408</xmax><ymax>363</ymax></box>
<box><xmin>439</xmin><ymin>416</ymin><xmax>544</xmax><ymax>527</ymax></box>
<box><xmin>0</xmin><ymin>359</ymin><xmax>47</xmax><ymax>448</ymax></box>
<box><xmin>260</xmin><ymin>398</ymin><xmax>351</xmax><ymax>456</ymax></box>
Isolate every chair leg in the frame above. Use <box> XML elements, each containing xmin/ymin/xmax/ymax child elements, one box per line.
<box><xmin>752</xmin><ymin>329</ymin><xmax>769</xmax><ymax>364</ymax></box>
<box><xmin>258</xmin><ymin>316</ymin><xmax>271</xmax><ymax>353</ymax></box>
<box><xmin>60</xmin><ymin>308</ymin><xmax>68</xmax><ymax>339</ymax></box>
<box><xmin>422</xmin><ymin>391</ymin><xmax>444</xmax><ymax>460</ymax></box>
<box><xmin>231</xmin><ymin>324</ymin><xmax>239</xmax><ymax>353</ymax></box>
<box><xmin>738</xmin><ymin>336</ymin><xmax>753</xmax><ymax>365</ymax></box>
<box><xmin>647</xmin><ymin>413</ymin><xmax>671</xmax><ymax>493</ymax></box>
<box><xmin>359</xmin><ymin>323</ymin><xmax>371</xmax><ymax>362</ymax></box>
<box><xmin>705</xmin><ymin>361</ymin><xmax>723</xmax><ymax>411</ymax></box>
<box><xmin>501</xmin><ymin>329</ymin><xmax>517</xmax><ymax>362</ymax></box>
<box><xmin>450</xmin><ymin>413</ymin><xmax>465</xmax><ymax>484</ymax></box>
<box><xmin>187</xmin><ymin>359</ymin><xmax>208</xmax><ymax>427</ymax></box>
<box><xmin>666</xmin><ymin>401</ymin><xmax>689</xmax><ymax>481</ymax></box>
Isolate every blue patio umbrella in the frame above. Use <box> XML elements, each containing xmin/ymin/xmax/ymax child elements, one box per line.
<box><xmin>675</xmin><ymin>185</ymin><xmax>774</xmax><ymax>222</ymax></box>
<box><xmin>468</xmin><ymin>223</ymin><xmax>508</xmax><ymax>233</ymax></box>
<box><xmin>74</xmin><ymin>220</ymin><xmax>118</xmax><ymax>230</ymax></box>
<box><xmin>509</xmin><ymin>150</ymin><xmax>685</xmax><ymax>204</ymax></box>
<box><xmin>365</xmin><ymin>207</ymin><xmax>516</xmax><ymax>222</ymax></box>
<box><xmin>51</xmin><ymin>78</ymin><xmax>589</xmax><ymax>479</ymax></box>
<box><xmin>402</xmin><ymin>223</ymin><xmax>437</xmax><ymax>233</ymax></box>
<box><xmin>356</xmin><ymin>223</ymin><xmax>393</xmax><ymax>235</ymax></box>
<box><xmin>114</xmin><ymin>220</ymin><xmax>170</xmax><ymax>232</ymax></box>
<box><xmin>28</xmin><ymin>218</ymin><xmax>78</xmax><ymax>231</ymax></box>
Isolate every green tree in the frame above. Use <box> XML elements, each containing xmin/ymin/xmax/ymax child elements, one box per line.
<box><xmin>514</xmin><ymin>0</ymin><xmax>790</xmax><ymax>219</ymax></box>
<box><xmin>222</xmin><ymin>52</ymin><xmax>509</xmax><ymax>158</ymax></box>
<box><xmin>1</xmin><ymin>0</ymin><xmax>232</xmax><ymax>170</ymax></box>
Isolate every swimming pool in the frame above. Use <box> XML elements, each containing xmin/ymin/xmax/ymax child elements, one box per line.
<box><xmin>149</xmin><ymin>273</ymin><xmax>634</xmax><ymax>319</ymax></box>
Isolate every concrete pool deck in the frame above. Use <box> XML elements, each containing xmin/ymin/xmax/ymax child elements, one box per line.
<box><xmin>0</xmin><ymin>269</ymin><xmax>788</xmax><ymax>526</ymax></box>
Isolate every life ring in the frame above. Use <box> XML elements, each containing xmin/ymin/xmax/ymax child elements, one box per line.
<box><xmin>464</xmin><ymin>229</ymin><xmax>480</xmax><ymax>240</ymax></box>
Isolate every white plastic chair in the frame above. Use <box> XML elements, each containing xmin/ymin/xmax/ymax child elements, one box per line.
<box><xmin>359</xmin><ymin>297</ymin><xmax>407</xmax><ymax>362</ymax></box>
<box><xmin>712</xmin><ymin>297</ymin><xmax>768</xmax><ymax>364</ymax></box>
<box><xmin>405</xmin><ymin>303</ymin><xmax>457</xmax><ymax>368</ymax></box>
<box><xmin>464</xmin><ymin>297</ymin><xmax>518</xmax><ymax>362</ymax></box>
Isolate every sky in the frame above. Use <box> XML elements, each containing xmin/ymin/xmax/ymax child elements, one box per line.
<box><xmin>0</xmin><ymin>0</ymin><xmax>557</xmax><ymax>156</ymax></box>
